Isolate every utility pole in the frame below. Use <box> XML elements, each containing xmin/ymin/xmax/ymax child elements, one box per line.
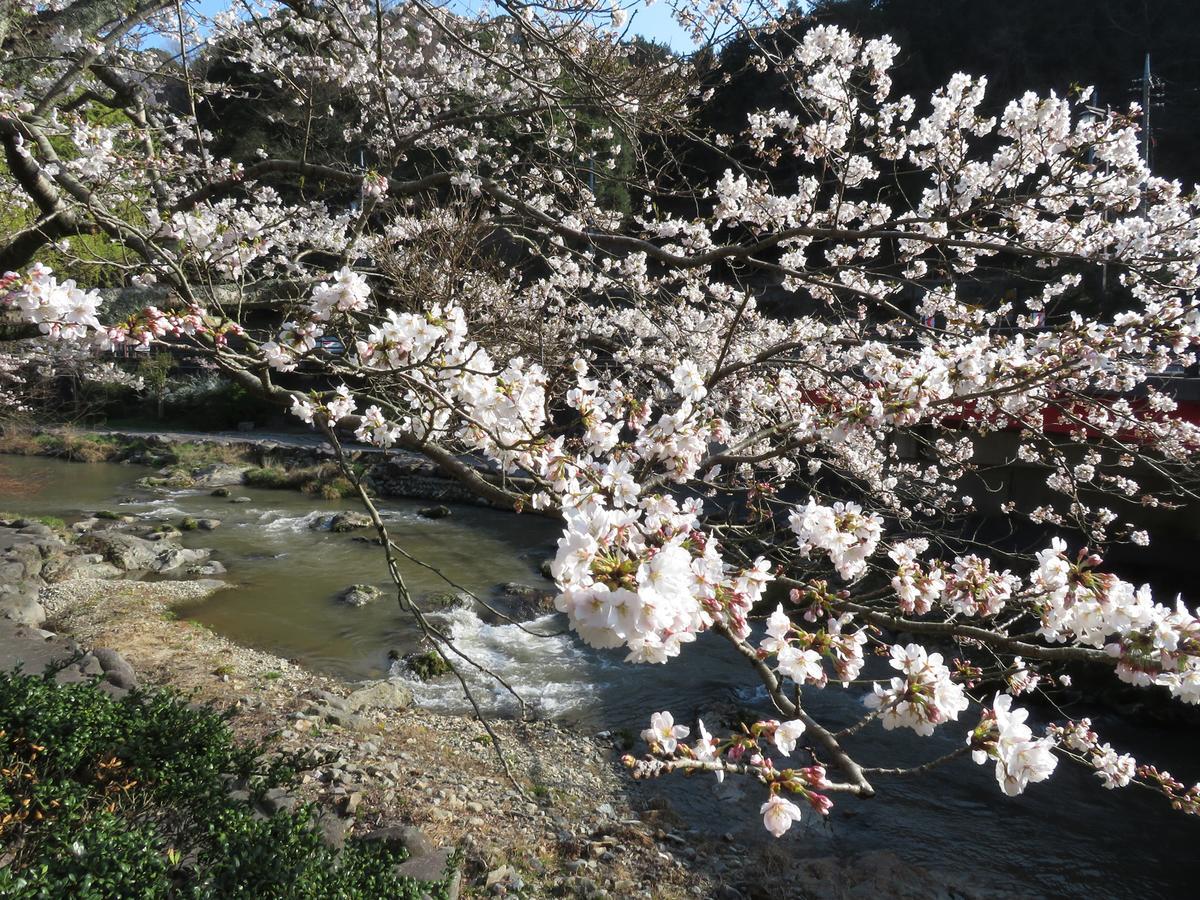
<box><xmin>1082</xmin><ymin>100</ymin><xmax>1112</xmax><ymax>295</ymax></box>
<box><xmin>1142</xmin><ymin>52</ymin><xmax>1152</xmax><ymax>166</ymax></box>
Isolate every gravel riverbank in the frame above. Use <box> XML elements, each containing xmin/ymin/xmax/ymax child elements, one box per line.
<box><xmin>31</xmin><ymin>577</ymin><xmax>726</xmax><ymax>898</ymax></box>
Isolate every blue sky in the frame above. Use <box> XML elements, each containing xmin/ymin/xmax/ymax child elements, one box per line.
<box><xmin>182</xmin><ymin>1</ymin><xmax>693</xmax><ymax>51</ymax></box>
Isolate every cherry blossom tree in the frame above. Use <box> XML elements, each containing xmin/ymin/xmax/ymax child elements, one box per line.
<box><xmin>4</xmin><ymin>0</ymin><xmax>1200</xmax><ymax>836</ymax></box>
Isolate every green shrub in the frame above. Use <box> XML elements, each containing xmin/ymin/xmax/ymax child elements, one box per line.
<box><xmin>0</xmin><ymin>671</ymin><xmax>454</xmax><ymax>898</ymax></box>
<box><xmin>245</xmin><ymin>464</ymin><xmax>360</xmax><ymax>499</ymax></box>
<box><xmin>315</xmin><ymin>476</ymin><xmax>356</xmax><ymax>500</ymax></box>
<box><xmin>160</xmin><ymin>377</ymin><xmax>278</xmax><ymax>431</ymax></box>
<box><xmin>244</xmin><ymin>466</ymin><xmax>302</xmax><ymax>490</ymax></box>
<box><xmin>168</xmin><ymin>442</ymin><xmax>252</xmax><ymax>470</ymax></box>
<box><xmin>24</xmin><ymin>432</ymin><xmax>119</xmax><ymax>463</ymax></box>
<box><xmin>405</xmin><ymin>650</ymin><xmax>453</xmax><ymax>681</ymax></box>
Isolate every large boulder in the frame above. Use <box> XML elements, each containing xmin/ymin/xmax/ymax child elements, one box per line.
<box><xmin>394</xmin><ymin>848</ymin><xmax>458</xmax><ymax>899</ymax></box>
<box><xmin>418</xmin><ymin>590</ymin><xmax>470</xmax><ymax>610</ymax></box>
<box><xmin>0</xmin><ymin>561</ymin><xmax>28</xmax><ymax>583</ymax></box>
<box><xmin>143</xmin><ymin>527</ymin><xmax>182</xmax><ymax>542</ymax></box>
<box><xmin>394</xmin><ymin>649</ymin><xmax>451</xmax><ymax>681</ymax></box>
<box><xmin>77</xmin><ymin>531</ymin><xmax>163</xmax><ymax>571</ymax></box>
<box><xmin>16</xmin><ymin>523</ymin><xmax>55</xmax><ymax>538</ymax></box>
<box><xmin>187</xmin><ymin>560</ymin><xmax>227</xmax><ymax>577</ymax></box>
<box><xmin>0</xmin><ymin>534</ymin><xmax>68</xmax><ymax>582</ymax></box>
<box><xmin>0</xmin><ymin>586</ymin><xmax>45</xmax><ymax>627</ymax></box>
<box><xmin>153</xmin><ymin>546</ymin><xmax>212</xmax><ymax>575</ymax></box>
<box><xmin>91</xmin><ymin>647</ymin><xmax>137</xmax><ymax>690</ymax></box>
<box><xmin>77</xmin><ymin>531</ymin><xmax>210</xmax><ymax>574</ymax></box>
<box><xmin>361</xmin><ymin>825</ymin><xmax>435</xmax><ymax>857</ymax></box>
<box><xmin>344</xmin><ymin>678</ymin><xmax>414</xmax><ymax>712</ymax></box>
<box><xmin>43</xmin><ymin>553</ymin><xmax>122</xmax><ymax>582</ymax></box>
<box><xmin>0</xmin><ymin>543</ymin><xmax>50</xmax><ymax>581</ymax></box>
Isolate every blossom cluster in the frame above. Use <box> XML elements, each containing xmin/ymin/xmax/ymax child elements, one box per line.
<box><xmin>942</xmin><ymin>555</ymin><xmax>1019</xmax><ymax>618</ymax></box>
<box><xmin>1033</xmin><ymin>539</ymin><xmax>1200</xmax><ymax>702</ymax></box>
<box><xmin>967</xmin><ymin>693</ymin><xmax>1058</xmax><ymax>796</ymax></box>
<box><xmin>632</xmin><ymin>711</ymin><xmax>829</xmax><ymax>838</ymax></box>
<box><xmin>759</xmin><ymin>602</ymin><xmax>867</xmax><ymax>687</ymax></box>
<box><xmin>864</xmin><ymin>644</ymin><xmax>970</xmax><ymax>736</ymax></box>
<box><xmin>1051</xmin><ymin>719</ymin><xmax>1138</xmax><ymax>790</ymax></box>
<box><xmin>550</xmin><ymin>494</ymin><xmax>772</xmax><ymax>663</ymax></box>
<box><xmin>1</xmin><ymin>264</ymin><xmax>101</xmax><ymax>341</ymax></box>
<box><xmin>788</xmin><ymin>499</ymin><xmax>883</xmax><ymax>580</ymax></box>
<box><xmin>888</xmin><ymin>539</ymin><xmax>944</xmax><ymax>615</ymax></box>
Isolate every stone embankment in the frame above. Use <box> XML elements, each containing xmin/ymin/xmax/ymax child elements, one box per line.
<box><xmin>367</xmin><ymin>458</ymin><xmax>496</xmax><ymax>507</ymax></box>
<box><xmin>108</xmin><ymin>428</ymin><xmax>513</xmax><ymax>508</ymax></box>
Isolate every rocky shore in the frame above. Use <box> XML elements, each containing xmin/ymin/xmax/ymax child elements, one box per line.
<box><xmin>0</xmin><ymin>591</ymin><xmax>999</xmax><ymax>900</ymax></box>
<box><xmin>0</xmin><ymin>508</ymin><xmax>723</xmax><ymax>898</ymax></box>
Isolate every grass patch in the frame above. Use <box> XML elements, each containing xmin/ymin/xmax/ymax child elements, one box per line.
<box><xmin>243</xmin><ymin>465</ymin><xmax>304</xmax><ymax>490</ymax></box>
<box><xmin>152</xmin><ymin>441</ymin><xmax>256</xmax><ymax>485</ymax></box>
<box><xmin>245</xmin><ymin>463</ymin><xmax>360</xmax><ymax>500</ymax></box>
<box><xmin>169</xmin><ymin>441</ymin><xmax>254</xmax><ymax>469</ymax></box>
<box><xmin>0</xmin><ymin>429</ymin><xmax>122</xmax><ymax>463</ymax></box>
<box><xmin>0</xmin><ymin>429</ymin><xmax>175</xmax><ymax>466</ymax></box>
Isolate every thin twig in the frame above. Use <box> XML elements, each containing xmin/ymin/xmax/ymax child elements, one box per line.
<box><xmin>320</xmin><ymin>422</ymin><xmax>532</xmax><ymax>799</ymax></box>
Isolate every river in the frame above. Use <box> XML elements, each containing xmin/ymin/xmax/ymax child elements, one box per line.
<box><xmin>2</xmin><ymin>454</ymin><xmax>1198</xmax><ymax>897</ymax></box>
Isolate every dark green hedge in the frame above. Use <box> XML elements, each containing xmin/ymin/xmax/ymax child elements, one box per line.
<box><xmin>0</xmin><ymin>670</ymin><xmax>453</xmax><ymax>899</ymax></box>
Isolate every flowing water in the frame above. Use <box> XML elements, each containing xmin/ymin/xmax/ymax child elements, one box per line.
<box><xmin>2</xmin><ymin>454</ymin><xmax>1198</xmax><ymax>897</ymax></box>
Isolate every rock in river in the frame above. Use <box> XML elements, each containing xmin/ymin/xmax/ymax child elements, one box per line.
<box><xmin>496</xmin><ymin>582</ymin><xmax>557</xmax><ymax>620</ymax></box>
<box><xmin>329</xmin><ymin>511</ymin><xmax>372</xmax><ymax>533</ymax></box>
<box><xmin>77</xmin><ymin>531</ymin><xmax>210</xmax><ymax>574</ymax></box>
<box><xmin>337</xmin><ymin>584</ymin><xmax>382</xmax><ymax>607</ymax></box>
<box><xmin>189</xmin><ymin>463</ymin><xmax>251</xmax><ymax>488</ymax></box>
